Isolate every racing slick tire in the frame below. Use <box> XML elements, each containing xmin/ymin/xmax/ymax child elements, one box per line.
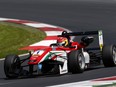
<box><xmin>102</xmin><ymin>44</ymin><xmax>116</xmax><ymax>67</ymax></box>
<box><xmin>4</xmin><ymin>54</ymin><xmax>21</xmax><ymax>78</ymax></box>
<box><xmin>68</xmin><ymin>50</ymin><xmax>85</xmax><ymax>74</ymax></box>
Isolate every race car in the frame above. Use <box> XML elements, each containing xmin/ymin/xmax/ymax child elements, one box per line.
<box><xmin>4</xmin><ymin>30</ymin><xmax>116</xmax><ymax>78</ymax></box>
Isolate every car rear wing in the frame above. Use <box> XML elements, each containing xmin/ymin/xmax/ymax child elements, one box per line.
<box><xmin>58</xmin><ymin>30</ymin><xmax>103</xmax><ymax>51</ymax></box>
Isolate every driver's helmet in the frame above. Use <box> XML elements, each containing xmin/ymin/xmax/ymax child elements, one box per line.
<box><xmin>57</xmin><ymin>37</ymin><xmax>68</xmax><ymax>47</ymax></box>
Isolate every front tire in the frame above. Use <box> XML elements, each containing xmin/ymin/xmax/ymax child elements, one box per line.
<box><xmin>4</xmin><ymin>54</ymin><xmax>21</xmax><ymax>78</ymax></box>
<box><xmin>102</xmin><ymin>45</ymin><xmax>116</xmax><ymax>67</ymax></box>
<box><xmin>68</xmin><ymin>50</ymin><xmax>85</xmax><ymax>74</ymax></box>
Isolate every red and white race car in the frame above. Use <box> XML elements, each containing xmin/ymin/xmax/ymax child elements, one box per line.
<box><xmin>4</xmin><ymin>30</ymin><xmax>116</xmax><ymax>78</ymax></box>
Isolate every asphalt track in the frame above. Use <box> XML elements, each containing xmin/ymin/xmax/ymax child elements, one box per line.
<box><xmin>0</xmin><ymin>0</ymin><xmax>116</xmax><ymax>87</ymax></box>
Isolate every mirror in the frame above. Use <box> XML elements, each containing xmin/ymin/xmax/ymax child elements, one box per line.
<box><xmin>81</xmin><ymin>36</ymin><xmax>94</xmax><ymax>46</ymax></box>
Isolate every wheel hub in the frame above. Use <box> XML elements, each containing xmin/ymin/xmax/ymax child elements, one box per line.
<box><xmin>78</xmin><ymin>54</ymin><xmax>85</xmax><ymax>69</ymax></box>
<box><xmin>113</xmin><ymin>47</ymin><xmax>116</xmax><ymax>64</ymax></box>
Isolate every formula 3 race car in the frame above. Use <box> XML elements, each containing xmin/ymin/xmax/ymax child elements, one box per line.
<box><xmin>4</xmin><ymin>30</ymin><xmax>116</xmax><ymax>78</ymax></box>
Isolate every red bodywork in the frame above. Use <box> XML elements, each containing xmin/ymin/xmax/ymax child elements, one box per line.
<box><xmin>25</xmin><ymin>41</ymin><xmax>85</xmax><ymax>65</ymax></box>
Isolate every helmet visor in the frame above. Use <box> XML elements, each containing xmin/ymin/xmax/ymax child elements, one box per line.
<box><xmin>58</xmin><ymin>41</ymin><xmax>65</xmax><ymax>46</ymax></box>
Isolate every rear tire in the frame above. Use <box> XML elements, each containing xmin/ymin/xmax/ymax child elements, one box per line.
<box><xmin>4</xmin><ymin>54</ymin><xmax>21</xmax><ymax>78</ymax></box>
<box><xmin>68</xmin><ymin>50</ymin><xmax>85</xmax><ymax>74</ymax></box>
<box><xmin>102</xmin><ymin>45</ymin><xmax>116</xmax><ymax>67</ymax></box>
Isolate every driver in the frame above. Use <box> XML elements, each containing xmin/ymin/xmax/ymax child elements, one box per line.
<box><xmin>57</xmin><ymin>37</ymin><xmax>69</xmax><ymax>47</ymax></box>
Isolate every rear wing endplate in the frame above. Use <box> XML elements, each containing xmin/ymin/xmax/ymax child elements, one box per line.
<box><xmin>98</xmin><ymin>30</ymin><xmax>103</xmax><ymax>51</ymax></box>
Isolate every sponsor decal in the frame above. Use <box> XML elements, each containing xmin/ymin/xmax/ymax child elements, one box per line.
<box><xmin>32</xmin><ymin>50</ymin><xmax>44</xmax><ymax>57</ymax></box>
<box><xmin>44</xmin><ymin>52</ymin><xmax>62</xmax><ymax>60</ymax></box>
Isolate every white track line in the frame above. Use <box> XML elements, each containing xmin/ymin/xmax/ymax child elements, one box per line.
<box><xmin>23</xmin><ymin>23</ymin><xmax>58</xmax><ymax>28</ymax></box>
<box><xmin>47</xmin><ymin>80</ymin><xmax>116</xmax><ymax>87</ymax></box>
<box><xmin>45</xmin><ymin>31</ymin><xmax>63</xmax><ymax>36</ymax></box>
<box><xmin>0</xmin><ymin>18</ymin><xmax>19</xmax><ymax>21</ymax></box>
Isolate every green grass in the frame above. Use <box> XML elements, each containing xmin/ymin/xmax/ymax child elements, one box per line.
<box><xmin>0</xmin><ymin>22</ymin><xmax>46</xmax><ymax>58</ymax></box>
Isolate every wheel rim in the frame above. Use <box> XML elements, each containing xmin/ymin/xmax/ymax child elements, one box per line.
<box><xmin>78</xmin><ymin>53</ymin><xmax>85</xmax><ymax>69</ymax></box>
<box><xmin>113</xmin><ymin>47</ymin><xmax>116</xmax><ymax>64</ymax></box>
